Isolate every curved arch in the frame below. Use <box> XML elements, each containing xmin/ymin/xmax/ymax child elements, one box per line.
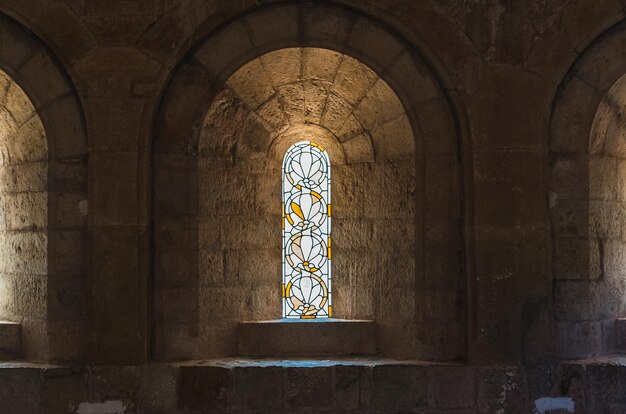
<box><xmin>550</xmin><ymin>18</ymin><xmax>626</xmax><ymax>359</ymax></box>
<box><xmin>152</xmin><ymin>2</ymin><xmax>466</xmax><ymax>361</ymax></box>
<box><xmin>0</xmin><ymin>13</ymin><xmax>88</xmax><ymax>362</ymax></box>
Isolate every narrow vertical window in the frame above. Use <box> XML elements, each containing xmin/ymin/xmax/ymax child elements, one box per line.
<box><xmin>282</xmin><ymin>141</ymin><xmax>331</xmax><ymax>318</ymax></box>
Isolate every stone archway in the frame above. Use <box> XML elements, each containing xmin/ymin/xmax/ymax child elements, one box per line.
<box><xmin>152</xmin><ymin>2</ymin><xmax>464</xmax><ymax>361</ymax></box>
<box><xmin>0</xmin><ymin>14</ymin><xmax>87</xmax><ymax>361</ymax></box>
<box><xmin>551</xmin><ymin>20</ymin><xmax>626</xmax><ymax>358</ymax></box>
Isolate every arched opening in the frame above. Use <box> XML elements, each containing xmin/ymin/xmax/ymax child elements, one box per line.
<box><xmin>153</xmin><ymin>2</ymin><xmax>464</xmax><ymax>361</ymax></box>
<box><xmin>194</xmin><ymin>47</ymin><xmax>416</xmax><ymax>356</ymax></box>
<box><xmin>551</xmin><ymin>21</ymin><xmax>626</xmax><ymax>358</ymax></box>
<box><xmin>0</xmin><ymin>14</ymin><xmax>88</xmax><ymax>362</ymax></box>
<box><xmin>0</xmin><ymin>69</ymin><xmax>47</xmax><ymax>358</ymax></box>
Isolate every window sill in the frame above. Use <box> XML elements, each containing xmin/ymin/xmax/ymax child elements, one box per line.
<box><xmin>238</xmin><ymin>319</ymin><xmax>377</xmax><ymax>357</ymax></box>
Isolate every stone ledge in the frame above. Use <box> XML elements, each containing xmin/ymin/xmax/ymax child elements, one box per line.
<box><xmin>238</xmin><ymin>319</ymin><xmax>377</xmax><ymax>357</ymax></box>
<box><xmin>558</xmin><ymin>352</ymin><xmax>626</xmax><ymax>413</ymax></box>
<box><xmin>0</xmin><ymin>321</ymin><xmax>20</xmax><ymax>360</ymax></box>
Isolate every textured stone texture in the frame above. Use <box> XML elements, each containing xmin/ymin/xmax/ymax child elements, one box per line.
<box><xmin>154</xmin><ymin>42</ymin><xmax>448</xmax><ymax>360</ymax></box>
<box><xmin>551</xmin><ymin>19</ymin><xmax>626</xmax><ymax>359</ymax></box>
<box><xmin>1</xmin><ymin>0</ymin><xmax>626</xmax><ymax>411</ymax></box>
<box><xmin>0</xmin><ymin>321</ymin><xmax>20</xmax><ymax>358</ymax></box>
<box><xmin>238</xmin><ymin>319</ymin><xmax>377</xmax><ymax>357</ymax></box>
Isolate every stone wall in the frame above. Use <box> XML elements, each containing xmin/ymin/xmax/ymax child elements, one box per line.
<box><xmin>1</xmin><ymin>0</ymin><xmax>626</xmax><ymax>411</ymax></box>
<box><xmin>0</xmin><ymin>15</ymin><xmax>87</xmax><ymax>361</ymax></box>
<box><xmin>152</xmin><ymin>10</ymin><xmax>464</xmax><ymax>361</ymax></box>
<box><xmin>0</xmin><ymin>70</ymin><xmax>48</xmax><ymax>359</ymax></box>
<box><xmin>551</xmin><ymin>20</ymin><xmax>626</xmax><ymax>359</ymax></box>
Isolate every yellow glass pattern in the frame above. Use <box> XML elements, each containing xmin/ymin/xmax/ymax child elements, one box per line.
<box><xmin>282</xmin><ymin>141</ymin><xmax>331</xmax><ymax>318</ymax></box>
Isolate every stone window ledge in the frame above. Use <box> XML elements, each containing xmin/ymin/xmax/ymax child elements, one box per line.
<box><xmin>238</xmin><ymin>319</ymin><xmax>377</xmax><ymax>357</ymax></box>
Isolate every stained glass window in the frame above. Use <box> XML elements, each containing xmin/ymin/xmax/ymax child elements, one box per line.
<box><xmin>282</xmin><ymin>141</ymin><xmax>331</xmax><ymax>319</ymax></box>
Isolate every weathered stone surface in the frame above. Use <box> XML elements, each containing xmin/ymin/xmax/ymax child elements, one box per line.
<box><xmin>178</xmin><ymin>366</ymin><xmax>231</xmax><ymax>411</ymax></box>
<box><xmin>372</xmin><ymin>365</ymin><xmax>429</xmax><ymax>409</ymax></box>
<box><xmin>0</xmin><ymin>321</ymin><xmax>20</xmax><ymax>358</ymax></box>
<box><xmin>238</xmin><ymin>319</ymin><xmax>377</xmax><ymax>357</ymax></box>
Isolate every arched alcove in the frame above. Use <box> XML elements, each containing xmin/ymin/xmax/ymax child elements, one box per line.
<box><xmin>551</xmin><ymin>20</ymin><xmax>626</xmax><ymax>359</ymax></box>
<box><xmin>152</xmin><ymin>2</ymin><xmax>464</xmax><ymax>361</ymax></box>
<box><xmin>0</xmin><ymin>14</ymin><xmax>88</xmax><ymax>362</ymax></box>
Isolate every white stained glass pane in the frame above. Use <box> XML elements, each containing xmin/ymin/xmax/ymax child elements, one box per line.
<box><xmin>282</xmin><ymin>141</ymin><xmax>331</xmax><ymax>318</ymax></box>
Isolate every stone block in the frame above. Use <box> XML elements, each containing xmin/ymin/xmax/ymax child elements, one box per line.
<box><xmin>603</xmin><ymin>318</ymin><xmax>616</xmax><ymax>352</ymax></box>
<box><xmin>343</xmin><ymin>132</ymin><xmax>375</xmax><ymax>164</ymax></box>
<box><xmin>157</xmin><ymin>216</ymin><xmax>199</xmax><ymax>251</ymax></box>
<box><xmin>0</xmin><ymin>367</ymin><xmax>41</xmax><ymax>414</ymax></box>
<box><xmin>276</xmin><ymin>82</ymin><xmax>306</xmax><ymax>125</ymax></box>
<box><xmin>48</xmin><ymin>275</ymin><xmax>86</xmax><ymax>322</ymax></box>
<box><xmin>0</xmin><ymin>191</ymin><xmax>47</xmax><ymax>231</ymax></box>
<box><xmin>91</xmin><ymin>152</ymin><xmax>138</xmax><ymax>226</ymax></box>
<box><xmin>554</xmin><ymin>280</ymin><xmax>592</xmax><ymax>321</ymax></box>
<box><xmin>196</xmin><ymin>320</ymin><xmax>238</xmax><ymax>358</ymax></box>
<box><xmin>473</xmin><ymin>151</ymin><xmax>544</xmax><ymax>228</ymax></box>
<box><xmin>260</xmin><ymin>48</ymin><xmax>301</xmax><ymax>87</ymax></box>
<box><xmin>423</xmin><ymin>249</ymin><xmax>461</xmax><ymax>290</ymax></box>
<box><xmin>431</xmin><ymin>366</ymin><xmax>476</xmax><ymax>408</ymax></box>
<box><xmin>155</xmin><ymin>250</ymin><xmax>195</xmax><ymax>288</ymax></box>
<box><xmin>244</xmin><ymin>4</ymin><xmax>298</xmax><ymax>50</ymax></box>
<box><xmin>154</xmin><ymin>287</ymin><xmax>198</xmax><ymax>324</ymax></box>
<box><xmin>152</xmin><ymin>322</ymin><xmax>196</xmax><ymax>360</ymax></box>
<box><xmin>154</xmin><ymin>60</ymin><xmax>215</xmax><ymax>154</ymax></box>
<box><xmin>14</xmin><ymin>275</ymin><xmax>47</xmax><ymax>319</ymax></box>
<box><xmin>232</xmin><ymin>366</ymin><xmax>282</xmax><ymax>409</ymax></box>
<box><xmin>372</xmin><ymin>117</ymin><xmax>415</xmax><ymax>162</ymax></box>
<box><xmin>0</xmin><ymin>321</ymin><xmax>20</xmax><ymax>358</ymax></box>
<box><xmin>198</xmin><ymin>249</ymin><xmax>224</xmax><ymax>287</ymax></box>
<box><xmin>558</xmin><ymin>321</ymin><xmax>603</xmax><ymax>358</ymax></box>
<box><xmin>550</xmin><ymin>199</ymin><xmax>588</xmax><ymax>240</ymax></box>
<box><xmin>238</xmin><ymin>250</ymin><xmax>280</xmax><ymax>288</ymax></box>
<box><xmin>551</xmin><ymin>76</ymin><xmax>601</xmax><ymax>154</ymax></box>
<box><xmin>346</xmin><ymin>17</ymin><xmax>403</xmax><ymax>75</ymax></box>
<box><xmin>137</xmin><ymin>364</ymin><xmax>178</xmax><ymax>414</ymax></box>
<box><xmin>87</xmin><ymin>365</ymin><xmax>140</xmax><ymax>405</ymax></box>
<box><xmin>49</xmin><ymin>157</ymin><xmax>87</xmax><ymax>193</ymax></box>
<box><xmin>385</xmin><ymin>52</ymin><xmax>441</xmax><ymax>109</ymax></box>
<box><xmin>334</xmin><ymin>365</ymin><xmax>372</xmax><ymax>410</ymax></box>
<box><xmin>615</xmin><ymin>318</ymin><xmax>626</xmax><ymax>350</ymax></box>
<box><xmin>19</xmin><ymin>50</ymin><xmax>72</xmax><ymax>108</ymax></box>
<box><xmin>590</xmin><ymin>156</ymin><xmax>617</xmax><ymax>200</ymax></box>
<box><xmin>33</xmin><ymin>2</ymin><xmax>97</xmax><ymax>63</ymax></box>
<box><xmin>411</xmin><ymin>97</ymin><xmax>457</xmax><ymax>155</ymax></box>
<box><xmin>356</xmin><ymin>80</ymin><xmax>405</xmax><ymax>131</ymax></box>
<box><xmin>226</xmin><ymin>58</ymin><xmax>274</xmax><ymax>110</ymax></box>
<box><xmin>372</xmin><ymin>365</ymin><xmax>429</xmax><ymax>409</ymax></box>
<box><xmin>89</xmin><ymin>97</ymin><xmax>146</xmax><ymax>152</ymax></box>
<box><xmin>284</xmin><ymin>366</ymin><xmax>333</xmax><ymax>409</ymax></box>
<box><xmin>47</xmin><ymin>320</ymin><xmax>84</xmax><ymax>361</ymax></box>
<box><xmin>219</xmin><ymin>215</ymin><xmax>280</xmax><ymax>250</ymax></box>
<box><xmin>300</xmin><ymin>3</ymin><xmax>352</xmax><ymax>48</ymax></box>
<box><xmin>19</xmin><ymin>319</ymin><xmax>49</xmax><ymax>360</ymax></box>
<box><xmin>199</xmin><ymin>169</ymin><xmax>255</xmax><ymax>217</ymax></box>
<box><xmin>570</xmin><ymin>13</ymin><xmax>626</xmax><ymax>88</ymax></box>
<box><xmin>38</xmin><ymin>94</ymin><xmax>87</xmax><ymax>159</ymax></box>
<box><xmin>41</xmin><ymin>367</ymin><xmax>87</xmax><ymax>414</ymax></box>
<box><xmin>0</xmin><ymin>17</ymin><xmax>38</xmax><ymax>69</ymax></box>
<box><xmin>0</xmin><ymin>162</ymin><xmax>45</xmax><ymax>195</ymax></box>
<box><xmin>178</xmin><ymin>366</ymin><xmax>231</xmax><ymax>411</ymax></box>
<box><xmin>238</xmin><ymin>319</ymin><xmax>377</xmax><ymax>357</ymax></box>
<box><xmin>51</xmin><ymin>191</ymin><xmax>87</xmax><ymax>230</ymax></box>
<box><xmin>477</xmin><ymin>366</ymin><xmax>529</xmax><ymax>413</ymax></box>
<box><xmin>587</xmin><ymin>364</ymin><xmax>626</xmax><ymax>413</ymax></box>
